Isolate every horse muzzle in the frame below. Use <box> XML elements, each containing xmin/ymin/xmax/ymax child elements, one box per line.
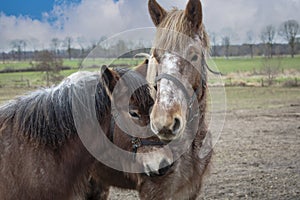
<box><xmin>150</xmin><ymin>114</ymin><xmax>185</xmax><ymax>142</ymax></box>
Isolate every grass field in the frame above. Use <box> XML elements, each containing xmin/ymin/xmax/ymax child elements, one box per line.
<box><xmin>209</xmin><ymin>56</ymin><xmax>300</xmax><ymax>74</ymax></box>
<box><xmin>0</xmin><ymin>57</ymin><xmax>144</xmax><ymax>87</ymax></box>
<box><xmin>0</xmin><ymin>56</ymin><xmax>299</xmax><ymax>88</ymax></box>
<box><xmin>2</xmin><ymin>56</ymin><xmax>300</xmax><ymax>73</ymax></box>
<box><xmin>0</xmin><ymin>58</ymin><xmax>144</xmax><ymax>71</ymax></box>
<box><xmin>0</xmin><ymin>70</ymin><xmax>78</xmax><ymax>87</ymax></box>
<box><xmin>1</xmin><ymin>86</ymin><xmax>299</xmax><ymax>110</ymax></box>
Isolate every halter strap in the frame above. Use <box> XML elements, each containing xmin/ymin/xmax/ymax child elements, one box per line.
<box><xmin>108</xmin><ymin>117</ymin><xmax>165</xmax><ymax>161</ymax></box>
<box><xmin>131</xmin><ymin>137</ymin><xmax>165</xmax><ymax>160</ymax></box>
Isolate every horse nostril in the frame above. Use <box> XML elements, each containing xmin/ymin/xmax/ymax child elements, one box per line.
<box><xmin>172</xmin><ymin>118</ymin><xmax>181</xmax><ymax>134</ymax></box>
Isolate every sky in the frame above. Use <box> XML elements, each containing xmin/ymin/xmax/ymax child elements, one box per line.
<box><xmin>1</xmin><ymin>0</ymin><xmax>56</xmax><ymax>19</ymax></box>
<box><xmin>0</xmin><ymin>0</ymin><xmax>300</xmax><ymax>51</ymax></box>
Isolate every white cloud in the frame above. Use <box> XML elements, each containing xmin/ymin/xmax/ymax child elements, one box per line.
<box><xmin>0</xmin><ymin>0</ymin><xmax>300</xmax><ymax>51</ymax></box>
<box><xmin>203</xmin><ymin>0</ymin><xmax>300</xmax><ymax>43</ymax></box>
<box><xmin>0</xmin><ymin>13</ymin><xmax>55</xmax><ymax>51</ymax></box>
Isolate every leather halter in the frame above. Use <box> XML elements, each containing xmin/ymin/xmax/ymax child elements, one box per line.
<box><xmin>108</xmin><ymin>113</ymin><xmax>165</xmax><ymax>161</ymax></box>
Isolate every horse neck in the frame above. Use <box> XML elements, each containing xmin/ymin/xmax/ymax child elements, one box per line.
<box><xmin>60</xmin><ymin>136</ymin><xmax>95</xmax><ymax>174</ymax></box>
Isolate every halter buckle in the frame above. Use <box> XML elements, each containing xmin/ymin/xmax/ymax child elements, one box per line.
<box><xmin>132</xmin><ymin>137</ymin><xmax>142</xmax><ymax>153</ymax></box>
<box><xmin>131</xmin><ymin>137</ymin><xmax>142</xmax><ymax>161</ymax></box>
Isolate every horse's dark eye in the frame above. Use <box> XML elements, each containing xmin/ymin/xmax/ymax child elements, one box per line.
<box><xmin>129</xmin><ymin>111</ymin><xmax>140</xmax><ymax>119</ymax></box>
<box><xmin>191</xmin><ymin>55</ymin><xmax>198</xmax><ymax>62</ymax></box>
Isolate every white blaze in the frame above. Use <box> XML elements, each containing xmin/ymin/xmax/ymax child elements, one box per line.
<box><xmin>158</xmin><ymin>53</ymin><xmax>184</xmax><ymax>109</ymax></box>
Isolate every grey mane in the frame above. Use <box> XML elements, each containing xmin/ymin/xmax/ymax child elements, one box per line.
<box><xmin>0</xmin><ymin>71</ymin><xmax>110</xmax><ymax>148</ymax></box>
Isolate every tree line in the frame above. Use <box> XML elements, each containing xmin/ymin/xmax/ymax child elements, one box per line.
<box><xmin>1</xmin><ymin>19</ymin><xmax>299</xmax><ymax>62</ymax></box>
<box><xmin>212</xmin><ymin>19</ymin><xmax>300</xmax><ymax>58</ymax></box>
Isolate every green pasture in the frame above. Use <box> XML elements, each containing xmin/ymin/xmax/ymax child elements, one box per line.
<box><xmin>0</xmin><ymin>69</ymin><xmax>77</xmax><ymax>87</ymax></box>
<box><xmin>79</xmin><ymin>58</ymin><xmax>143</xmax><ymax>68</ymax></box>
<box><xmin>0</xmin><ymin>61</ymin><xmax>33</xmax><ymax>70</ymax></box>
<box><xmin>0</xmin><ymin>58</ymin><xmax>144</xmax><ymax>71</ymax></box>
<box><xmin>58</xmin><ymin>58</ymin><xmax>142</xmax><ymax>69</ymax></box>
<box><xmin>1</xmin><ymin>56</ymin><xmax>299</xmax><ymax>74</ymax></box>
<box><xmin>1</xmin><ymin>86</ymin><xmax>299</xmax><ymax>111</ymax></box>
<box><xmin>0</xmin><ymin>57</ymin><xmax>144</xmax><ymax>88</ymax></box>
<box><xmin>208</xmin><ymin>56</ymin><xmax>300</xmax><ymax>74</ymax></box>
<box><xmin>0</xmin><ymin>56</ymin><xmax>299</xmax><ymax>89</ymax></box>
<box><xmin>0</xmin><ymin>59</ymin><xmax>82</xmax><ymax>71</ymax></box>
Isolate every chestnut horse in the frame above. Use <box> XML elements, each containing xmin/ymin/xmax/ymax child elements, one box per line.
<box><xmin>0</xmin><ymin>66</ymin><xmax>156</xmax><ymax>200</ymax></box>
<box><xmin>144</xmin><ymin>0</ymin><xmax>212</xmax><ymax>199</ymax></box>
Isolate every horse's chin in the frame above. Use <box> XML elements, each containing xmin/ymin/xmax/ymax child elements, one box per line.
<box><xmin>146</xmin><ymin>162</ymin><xmax>174</xmax><ymax>177</ymax></box>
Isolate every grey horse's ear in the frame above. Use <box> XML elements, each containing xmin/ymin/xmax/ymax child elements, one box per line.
<box><xmin>101</xmin><ymin>65</ymin><xmax>119</xmax><ymax>93</ymax></box>
<box><xmin>185</xmin><ymin>0</ymin><xmax>203</xmax><ymax>31</ymax></box>
<box><xmin>148</xmin><ymin>0</ymin><xmax>167</xmax><ymax>27</ymax></box>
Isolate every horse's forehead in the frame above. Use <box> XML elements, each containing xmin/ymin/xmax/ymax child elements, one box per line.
<box><xmin>154</xmin><ymin>35</ymin><xmax>203</xmax><ymax>59</ymax></box>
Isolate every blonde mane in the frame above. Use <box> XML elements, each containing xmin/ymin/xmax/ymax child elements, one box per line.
<box><xmin>152</xmin><ymin>8</ymin><xmax>210</xmax><ymax>55</ymax></box>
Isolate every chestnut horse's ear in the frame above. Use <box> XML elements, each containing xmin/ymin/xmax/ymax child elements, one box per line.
<box><xmin>148</xmin><ymin>0</ymin><xmax>167</xmax><ymax>27</ymax></box>
<box><xmin>101</xmin><ymin>65</ymin><xmax>119</xmax><ymax>94</ymax></box>
<box><xmin>185</xmin><ymin>0</ymin><xmax>203</xmax><ymax>31</ymax></box>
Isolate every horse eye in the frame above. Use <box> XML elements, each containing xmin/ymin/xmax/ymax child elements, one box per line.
<box><xmin>191</xmin><ymin>55</ymin><xmax>198</xmax><ymax>62</ymax></box>
<box><xmin>129</xmin><ymin>111</ymin><xmax>140</xmax><ymax>119</ymax></box>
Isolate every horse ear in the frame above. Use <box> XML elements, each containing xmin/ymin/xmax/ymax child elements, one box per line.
<box><xmin>185</xmin><ymin>0</ymin><xmax>203</xmax><ymax>30</ymax></box>
<box><xmin>101</xmin><ymin>65</ymin><xmax>119</xmax><ymax>93</ymax></box>
<box><xmin>134</xmin><ymin>59</ymin><xmax>149</xmax><ymax>77</ymax></box>
<box><xmin>148</xmin><ymin>0</ymin><xmax>167</xmax><ymax>26</ymax></box>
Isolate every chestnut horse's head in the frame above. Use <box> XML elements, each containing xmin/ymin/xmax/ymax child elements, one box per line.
<box><xmin>148</xmin><ymin>0</ymin><xmax>209</xmax><ymax>141</ymax></box>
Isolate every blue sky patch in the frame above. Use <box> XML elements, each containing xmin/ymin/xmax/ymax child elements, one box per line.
<box><xmin>0</xmin><ymin>0</ymin><xmax>82</xmax><ymax>19</ymax></box>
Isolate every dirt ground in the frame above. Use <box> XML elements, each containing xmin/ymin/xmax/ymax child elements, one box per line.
<box><xmin>199</xmin><ymin>106</ymin><xmax>300</xmax><ymax>199</ymax></box>
<box><xmin>107</xmin><ymin>87</ymin><xmax>300</xmax><ymax>199</ymax></box>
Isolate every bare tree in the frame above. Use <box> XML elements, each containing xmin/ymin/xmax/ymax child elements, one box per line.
<box><xmin>222</xmin><ymin>36</ymin><xmax>230</xmax><ymax>59</ymax></box>
<box><xmin>34</xmin><ymin>50</ymin><xmax>63</xmax><ymax>86</ymax></box>
<box><xmin>220</xmin><ymin>27</ymin><xmax>237</xmax><ymax>59</ymax></box>
<box><xmin>116</xmin><ymin>40</ymin><xmax>127</xmax><ymax>55</ymax></box>
<box><xmin>51</xmin><ymin>38</ymin><xmax>60</xmax><ymax>56</ymax></box>
<box><xmin>77</xmin><ymin>37</ymin><xmax>88</xmax><ymax>58</ymax></box>
<box><xmin>11</xmin><ymin>39</ymin><xmax>26</xmax><ymax>61</ymax></box>
<box><xmin>261</xmin><ymin>57</ymin><xmax>281</xmax><ymax>86</ymax></box>
<box><xmin>279</xmin><ymin>19</ymin><xmax>300</xmax><ymax>58</ymax></box>
<box><xmin>22</xmin><ymin>40</ymin><xmax>27</xmax><ymax>60</ymax></box>
<box><xmin>210</xmin><ymin>32</ymin><xmax>218</xmax><ymax>57</ymax></box>
<box><xmin>260</xmin><ymin>25</ymin><xmax>276</xmax><ymax>58</ymax></box>
<box><xmin>64</xmin><ymin>37</ymin><xmax>73</xmax><ymax>60</ymax></box>
<box><xmin>2</xmin><ymin>52</ymin><xmax>6</xmax><ymax>64</ymax></box>
<box><xmin>247</xmin><ymin>31</ymin><xmax>255</xmax><ymax>58</ymax></box>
